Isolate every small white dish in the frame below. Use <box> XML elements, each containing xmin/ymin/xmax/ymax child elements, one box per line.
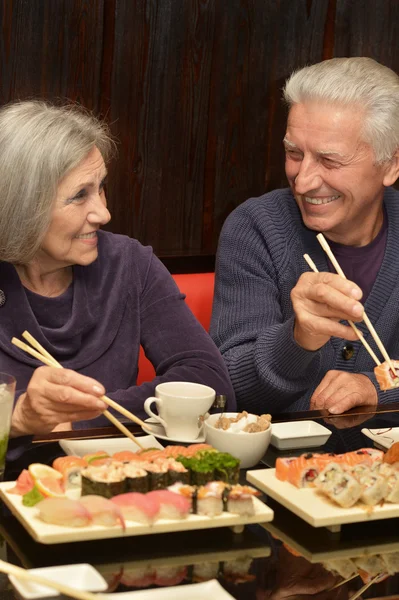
<box><xmin>361</xmin><ymin>427</ymin><xmax>399</xmax><ymax>450</ymax></box>
<box><xmin>141</xmin><ymin>418</ymin><xmax>206</xmax><ymax>444</ymax></box>
<box><xmin>9</xmin><ymin>563</ymin><xmax>107</xmax><ymax>599</ymax></box>
<box><xmin>270</xmin><ymin>420</ymin><xmax>332</xmax><ymax>450</ymax></box>
<box><xmin>102</xmin><ymin>579</ymin><xmax>234</xmax><ymax>599</ymax></box>
<box><xmin>59</xmin><ymin>435</ymin><xmax>164</xmax><ymax>457</ymax></box>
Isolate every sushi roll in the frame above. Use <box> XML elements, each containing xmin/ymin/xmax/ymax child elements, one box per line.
<box><xmin>81</xmin><ymin>463</ymin><xmax>126</xmax><ymax>499</ymax></box>
<box><xmin>226</xmin><ymin>484</ymin><xmax>260</xmax><ymax>516</ymax></box>
<box><xmin>123</xmin><ymin>464</ymin><xmax>149</xmax><ymax>493</ymax></box>
<box><xmin>358</xmin><ymin>473</ymin><xmax>388</xmax><ymax>506</ymax></box>
<box><xmin>354</xmin><ymin>554</ymin><xmax>386</xmax><ymax>577</ymax></box>
<box><xmin>180</xmin><ymin>455</ymin><xmax>215</xmax><ymax>486</ymax></box>
<box><xmin>52</xmin><ymin>456</ymin><xmax>88</xmax><ymax>489</ymax></box>
<box><xmin>141</xmin><ymin>461</ymin><xmax>169</xmax><ymax>490</ymax></box>
<box><xmin>167</xmin><ymin>481</ymin><xmax>197</xmax><ymax>513</ymax></box>
<box><xmin>160</xmin><ymin>458</ymin><xmax>190</xmax><ymax>485</ymax></box>
<box><xmin>146</xmin><ymin>490</ymin><xmax>191</xmax><ymax>520</ymax></box>
<box><xmin>314</xmin><ymin>465</ymin><xmax>362</xmax><ymax>508</ymax></box>
<box><xmin>197</xmin><ymin>481</ymin><xmax>229</xmax><ymax>516</ymax></box>
<box><xmin>82</xmin><ymin>451</ymin><xmax>112</xmax><ymax>466</ymax></box>
<box><xmin>111</xmin><ymin>492</ymin><xmax>160</xmax><ymax>525</ymax></box>
<box><xmin>214</xmin><ymin>453</ymin><xmax>240</xmax><ymax>484</ymax></box>
<box><xmin>384</xmin><ymin>469</ymin><xmax>399</xmax><ymax>503</ymax></box>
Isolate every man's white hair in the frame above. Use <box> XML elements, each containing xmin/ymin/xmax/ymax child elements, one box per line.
<box><xmin>283</xmin><ymin>57</ymin><xmax>399</xmax><ymax>164</ymax></box>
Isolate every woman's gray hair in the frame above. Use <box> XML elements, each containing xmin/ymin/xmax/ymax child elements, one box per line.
<box><xmin>0</xmin><ymin>100</ymin><xmax>116</xmax><ymax>263</ymax></box>
<box><xmin>283</xmin><ymin>57</ymin><xmax>399</xmax><ymax>164</ymax></box>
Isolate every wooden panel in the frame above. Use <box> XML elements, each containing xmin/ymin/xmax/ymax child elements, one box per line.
<box><xmin>1</xmin><ymin>0</ymin><xmax>398</xmax><ymax>266</ymax></box>
<box><xmin>0</xmin><ymin>0</ymin><xmax>104</xmax><ymax>108</ymax></box>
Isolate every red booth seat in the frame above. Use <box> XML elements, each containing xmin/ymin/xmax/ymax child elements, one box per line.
<box><xmin>137</xmin><ymin>272</ymin><xmax>215</xmax><ymax>385</ymax></box>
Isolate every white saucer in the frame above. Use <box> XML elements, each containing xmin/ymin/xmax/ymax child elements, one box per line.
<box><xmin>141</xmin><ymin>418</ymin><xmax>206</xmax><ymax>444</ymax></box>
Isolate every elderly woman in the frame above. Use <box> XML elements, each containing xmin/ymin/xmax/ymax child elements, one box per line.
<box><xmin>211</xmin><ymin>57</ymin><xmax>399</xmax><ymax>416</ymax></box>
<box><xmin>0</xmin><ymin>100</ymin><xmax>235</xmax><ymax>438</ymax></box>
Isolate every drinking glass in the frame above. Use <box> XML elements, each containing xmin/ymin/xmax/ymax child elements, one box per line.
<box><xmin>0</xmin><ymin>373</ymin><xmax>16</xmax><ymax>481</ymax></box>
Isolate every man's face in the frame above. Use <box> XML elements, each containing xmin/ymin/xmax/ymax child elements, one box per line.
<box><xmin>284</xmin><ymin>101</ymin><xmax>397</xmax><ymax>245</ymax></box>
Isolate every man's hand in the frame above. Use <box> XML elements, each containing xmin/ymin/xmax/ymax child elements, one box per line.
<box><xmin>291</xmin><ymin>271</ymin><xmax>363</xmax><ymax>351</ymax></box>
<box><xmin>11</xmin><ymin>366</ymin><xmax>107</xmax><ymax>437</ymax></box>
<box><xmin>310</xmin><ymin>370</ymin><xmax>378</xmax><ymax>414</ymax></box>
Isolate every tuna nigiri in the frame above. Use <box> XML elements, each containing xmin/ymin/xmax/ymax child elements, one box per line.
<box><xmin>146</xmin><ymin>489</ymin><xmax>191</xmax><ymax>519</ymax></box>
<box><xmin>79</xmin><ymin>495</ymin><xmax>126</xmax><ymax>530</ymax></box>
<box><xmin>37</xmin><ymin>497</ymin><xmax>91</xmax><ymax>527</ymax></box>
<box><xmin>111</xmin><ymin>492</ymin><xmax>160</xmax><ymax>525</ymax></box>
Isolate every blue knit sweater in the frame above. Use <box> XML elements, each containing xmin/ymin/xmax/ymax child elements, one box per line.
<box><xmin>210</xmin><ymin>187</ymin><xmax>399</xmax><ymax>413</ymax></box>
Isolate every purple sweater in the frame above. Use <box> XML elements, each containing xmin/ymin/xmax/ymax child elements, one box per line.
<box><xmin>0</xmin><ymin>231</ymin><xmax>236</xmax><ymax>432</ymax></box>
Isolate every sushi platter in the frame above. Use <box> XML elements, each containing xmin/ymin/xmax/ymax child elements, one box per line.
<box><xmin>247</xmin><ymin>468</ymin><xmax>399</xmax><ymax>532</ymax></box>
<box><xmin>0</xmin><ymin>481</ymin><xmax>273</xmax><ymax>544</ymax></box>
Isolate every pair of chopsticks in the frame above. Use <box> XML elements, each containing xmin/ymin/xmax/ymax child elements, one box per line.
<box><xmin>329</xmin><ymin>571</ymin><xmax>382</xmax><ymax>598</ymax></box>
<box><xmin>0</xmin><ymin>559</ymin><xmax>103</xmax><ymax>600</ymax></box>
<box><xmin>12</xmin><ymin>331</ymin><xmax>146</xmax><ymax>449</ymax></box>
<box><xmin>305</xmin><ymin>233</ymin><xmax>396</xmax><ymax>376</ymax></box>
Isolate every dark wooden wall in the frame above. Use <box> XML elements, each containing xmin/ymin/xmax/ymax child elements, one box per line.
<box><xmin>1</xmin><ymin>0</ymin><xmax>398</xmax><ymax>270</ymax></box>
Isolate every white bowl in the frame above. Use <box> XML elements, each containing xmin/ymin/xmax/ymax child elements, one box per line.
<box><xmin>270</xmin><ymin>420</ymin><xmax>332</xmax><ymax>450</ymax></box>
<box><xmin>9</xmin><ymin>563</ymin><xmax>108</xmax><ymax>599</ymax></box>
<box><xmin>204</xmin><ymin>412</ymin><xmax>272</xmax><ymax>469</ymax></box>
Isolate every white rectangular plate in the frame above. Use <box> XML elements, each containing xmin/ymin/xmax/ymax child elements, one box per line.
<box><xmin>0</xmin><ymin>482</ymin><xmax>273</xmax><ymax>544</ymax></box>
<box><xmin>270</xmin><ymin>421</ymin><xmax>332</xmax><ymax>450</ymax></box>
<box><xmin>102</xmin><ymin>579</ymin><xmax>234</xmax><ymax>600</ymax></box>
<box><xmin>361</xmin><ymin>427</ymin><xmax>399</xmax><ymax>450</ymax></box>
<box><xmin>59</xmin><ymin>435</ymin><xmax>164</xmax><ymax>457</ymax></box>
<box><xmin>247</xmin><ymin>468</ymin><xmax>399</xmax><ymax>528</ymax></box>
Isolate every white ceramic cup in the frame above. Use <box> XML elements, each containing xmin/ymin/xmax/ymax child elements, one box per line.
<box><xmin>144</xmin><ymin>381</ymin><xmax>216</xmax><ymax>439</ymax></box>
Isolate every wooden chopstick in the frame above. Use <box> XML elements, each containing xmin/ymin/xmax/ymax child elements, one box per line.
<box><xmin>12</xmin><ymin>334</ymin><xmax>146</xmax><ymax>449</ymax></box>
<box><xmin>328</xmin><ymin>572</ymin><xmax>359</xmax><ymax>590</ymax></box>
<box><xmin>303</xmin><ymin>254</ymin><xmax>381</xmax><ymax>366</ymax></box>
<box><xmin>348</xmin><ymin>572</ymin><xmax>382</xmax><ymax>600</ymax></box>
<box><xmin>0</xmin><ymin>559</ymin><xmax>104</xmax><ymax>600</ymax></box>
<box><xmin>316</xmin><ymin>233</ymin><xmax>397</xmax><ymax>376</ymax></box>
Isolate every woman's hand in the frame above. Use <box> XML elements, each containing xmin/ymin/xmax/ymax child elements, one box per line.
<box><xmin>10</xmin><ymin>366</ymin><xmax>107</xmax><ymax>436</ymax></box>
<box><xmin>291</xmin><ymin>271</ymin><xmax>363</xmax><ymax>351</ymax></box>
<box><xmin>310</xmin><ymin>370</ymin><xmax>378</xmax><ymax>414</ymax></box>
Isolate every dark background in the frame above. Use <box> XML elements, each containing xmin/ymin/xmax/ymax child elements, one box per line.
<box><xmin>1</xmin><ymin>0</ymin><xmax>398</xmax><ymax>271</ymax></box>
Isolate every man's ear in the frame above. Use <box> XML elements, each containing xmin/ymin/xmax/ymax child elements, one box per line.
<box><xmin>383</xmin><ymin>150</ymin><xmax>399</xmax><ymax>186</ymax></box>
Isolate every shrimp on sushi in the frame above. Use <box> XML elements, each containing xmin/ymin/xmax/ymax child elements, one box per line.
<box><xmin>37</xmin><ymin>497</ymin><xmax>91</xmax><ymax>527</ymax></box>
<box><xmin>374</xmin><ymin>360</ymin><xmax>399</xmax><ymax>391</ymax></box>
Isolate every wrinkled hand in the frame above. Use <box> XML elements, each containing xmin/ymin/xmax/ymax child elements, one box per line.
<box><xmin>310</xmin><ymin>370</ymin><xmax>377</xmax><ymax>414</ymax></box>
<box><xmin>291</xmin><ymin>271</ymin><xmax>363</xmax><ymax>351</ymax></box>
<box><xmin>11</xmin><ymin>366</ymin><xmax>107</xmax><ymax>436</ymax></box>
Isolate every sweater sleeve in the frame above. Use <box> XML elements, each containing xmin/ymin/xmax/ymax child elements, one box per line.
<box><xmin>210</xmin><ymin>202</ymin><xmax>322</xmax><ymax>413</ymax></box>
<box><xmin>101</xmin><ymin>253</ymin><xmax>236</xmax><ymax>421</ymax></box>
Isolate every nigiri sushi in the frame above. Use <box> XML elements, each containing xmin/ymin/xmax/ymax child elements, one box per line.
<box><xmin>197</xmin><ymin>481</ymin><xmax>229</xmax><ymax>516</ymax></box>
<box><xmin>226</xmin><ymin>484</ymin><xmax>260</xmax><ymax>516</ymax></box>
<box><xmin>111</xmin><ymin>492</ymin><xmax>160</xmax><ymax>525</ymax></box>
<box><xmin>79</xmin><ymin>495</ymin><xmax>126</xmax><ymax>530</ymax></box>
<box><xmin>37</xmin><ymin>497</ymin><xmax>91</xmax><ymax>527</ymax></box>
<box><xmin>146</xmin><ymin>489</ymin><xmax>191</xmax><ymax>519</ymax></box>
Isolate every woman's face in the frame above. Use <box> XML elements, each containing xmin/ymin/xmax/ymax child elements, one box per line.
<box><xmin>37</xmin><ymin>147</ymin><xmax>111</xmax><ymax>270</ymax></box>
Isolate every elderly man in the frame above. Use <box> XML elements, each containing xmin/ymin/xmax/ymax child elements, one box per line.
<box><xmin>210</xmin><ymin>57</ymin><xmax>399</xmax><ymax>415</ymax></box>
